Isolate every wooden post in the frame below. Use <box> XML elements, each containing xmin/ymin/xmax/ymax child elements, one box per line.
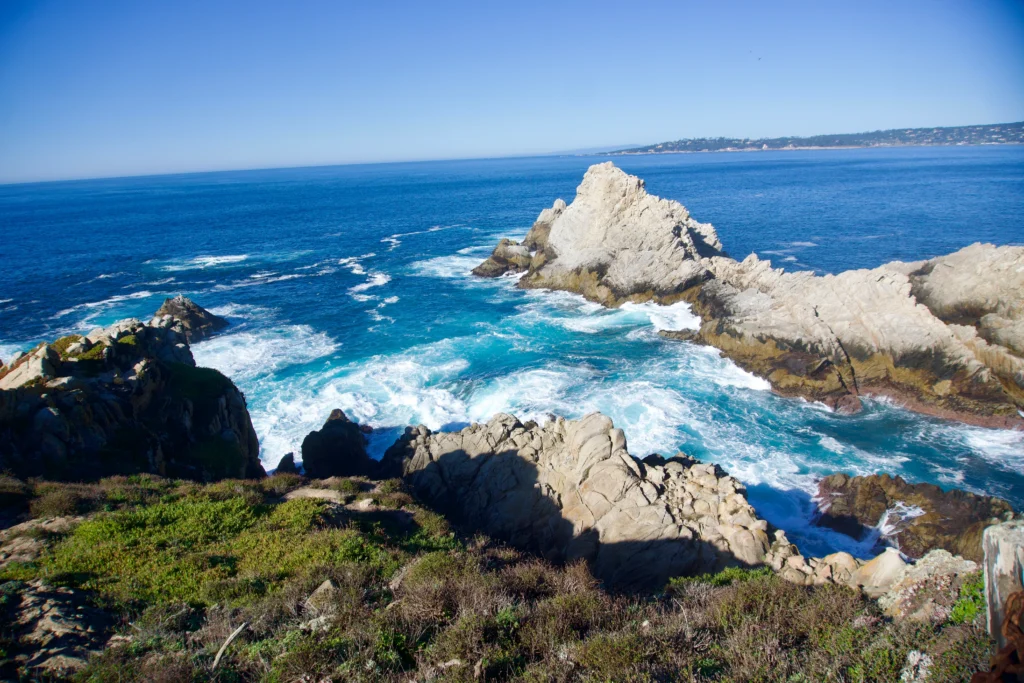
<box><xmin>982</xmin><ymin>519</ymin><xmax>1024</xmax><ymax>648</ymax></box>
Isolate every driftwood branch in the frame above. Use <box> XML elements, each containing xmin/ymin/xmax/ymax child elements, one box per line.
<box><xmin>212</xmin><ymin>621</ymin><xmax>248</xmax><ymax>670</ymax></box>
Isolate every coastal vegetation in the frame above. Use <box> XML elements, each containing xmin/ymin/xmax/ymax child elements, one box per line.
<box><xmin>0</xmin><ymin>473</ymin><xmax>994</xmax><ymax>681</ymax></box>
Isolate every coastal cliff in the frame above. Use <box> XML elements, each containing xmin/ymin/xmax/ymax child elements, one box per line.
<box><xmin>475</xmin><ymin>162</ymin><xmax>1024</xmax><ymax>427</ymax></box>
<box><xmin>0</xmin><ymin>302</ymin><xmax>263</xmax><ymax>481</ymax></box>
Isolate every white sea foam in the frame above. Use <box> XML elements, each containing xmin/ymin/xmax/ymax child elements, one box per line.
<box><xmin>788</xmin><ymin>241</ymin><xmax>818</xmax><ymax>248</ymax></box>
<box><xmin>137</xmin><ymin>277</ymin><xmax>176</xmax><ymax>286</ymax></box>
<box><xmin>408</xmin><ymin>255</ymin><xmax>482</xmax><ymax>279</ymax></box>
<box><xmin>54</xmin><ymin>290</ymin><xmax>156</xmax><ymax>318</ymax></box>
<box><xmin>348</xmin><ymin>273</ymin><xmax>391</xmax><ymax>295</ymax></box>
<box><xmin>818</xmin><ymin>436</ymin><xmax>847</xmax><ymax>454</ymax></box>
<box><xmin>92</xmin><ymin>272</ymin><xmax>128</xmax><ymax>281</ymax></box>
<box><xmin>191</xmin><ymin>325</ymin><xmax>338</xmax><ymax>384</ymax></box>
<box><xmin>161</xmin><ymin>254</ymin><xmax>249</xmax><ymax>271</ymax></box>
<box><xmin>206</xmin><ymin>303</ymin><xmax>276</xmax><ymax>320</ymax></box>
<box><xmin>0</xmin><ymin>343</ymin><xmax>29</xmax><ymax>364</ymax></box>
<box><xmin>619</xmin><ymin>301</ymin><xmax>701</xmax><ymax>332</ymax></box>
<box><xmin>382</xmin><ymin>296</ymin><xmax>399</xmax><ymax>305</ymax></box>
<box><xmin>0</xmin><ymin>299</ymin><xmax>12</xmax><ymax>305</ymax></box>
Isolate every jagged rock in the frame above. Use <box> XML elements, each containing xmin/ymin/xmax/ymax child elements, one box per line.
<box><xmin>815</xmin><ymin>473</ymin><xmax>1014</xmax><ymax>562</ymax></box>
<box><xmin>471</xmin><ymin>239</ymin><xmax>533</xmax><ymax>278</ymax></box>
<box><xmin>152</xmin><ymin>295</ymin><xmax>228</xmax><ymax>343</ymax></box>
<box><xmin>0</xmin><ymin>517</ymin><xmax>80</xmax><ymax>569</ymax></box>
<box><xmin>515</xmin><ymin>162</ymin><xmax>723</xmax><ymax>305</ymax></box>
<box><xmin>380</xmin><ymin>412</ymin><xmax>796</xmax><ymax>589</ymax></box>
<box><xmin>0</xmin><ymin>580</ymin><xmax>114</xmax><ymax>675</ymax></box>
<box><xmin>476</xmin><ymin>162</ymin><xmax>1024</xmax><ymax>427</ymax></box>
<box><xmin>981</xmin><ymin>518</ymin><xmax>1024</xmax><ymax>648</ymax></box>
<box><xmin>300</xmin><ymin>409</ymin><xmax>375</xmax><ymax>479</ymax></box>
<box><xmin>275</xmin><ymin>452</ymin><xmax>299</xmax><ymax>474</ymax></box>
<box><xmin>877</xmin><ymin>549</ymin><xmax>979</xmax><ymax>623</ymax></box>
<box><xmin>0</xmin><ymin>318</ymin><xmax>264</xmax><ymax>481</ymax></box>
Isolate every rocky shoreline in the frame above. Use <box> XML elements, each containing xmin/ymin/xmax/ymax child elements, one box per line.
<box><xmin>474</xmin><ymin>162</ymin><xmax>1024</xmax><ymax>429</ymax></box>
<box><xmin>1</xmin><ymin>295</ymin><xmax>1021</xmax><ymax>678</ymax></box>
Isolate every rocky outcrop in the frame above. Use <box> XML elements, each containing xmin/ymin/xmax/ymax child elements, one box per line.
<box><xmin>471</xmin><ymin>239</ymin><xmax>533</xmax><ymax>278</ymax></box>
<box><xmin>381</xmin><ymin>412</ymin><xmax>806</xmax><ymax>589</ymax></box>
<box><xmin>814</xmin><ymin>473</ymin><xmax>1014</xmax><ymax>562</ymax></box>
<box><xmin>152</xmin><ymin>295</ymin><xmax>228</xmax><ymax>342</ymax></box>
<box><xmin>510</xmin><ymin>163</ymin><xmax>723</xmax><ymax>305</ymax></box>
<box><xmin>876</xmin><ymin>550</ymin><xmax>980</xmax><ymax>623</ymax></box>
<box><xmin>300</xmin><ymin>409</ymin><xmax>376</xmax><ymax>479</ymax></box>
<box><xmin>475</xmin><ymin>162</ymin><xmax>1024</xmax><ymax>426</ymax></box>
<box><xmin>0</xmin><ymin>316</ymin><xmax>264</xmax><ymax>481</ymax></box>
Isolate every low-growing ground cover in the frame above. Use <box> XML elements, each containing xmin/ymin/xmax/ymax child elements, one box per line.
<box><xmin>0</xmin><ymin>474</ymin><xmax>994</xmax><ymax>682</ymax></box>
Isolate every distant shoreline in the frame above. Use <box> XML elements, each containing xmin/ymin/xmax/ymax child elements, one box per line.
<box><xmin>604</xmin><ymin>122</ymin><xmax>1024</xmax><ymax>156</ymax></box>
<box><xmin>601</xmin><ymin>141</ymin><xmax>1024</xmax><ymax>157</ymax></box>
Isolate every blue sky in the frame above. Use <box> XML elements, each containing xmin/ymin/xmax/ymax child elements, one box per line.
<box><xmin>1</xmin><ymin>0</ymin><xmax>1022</xmax><ymax>182</ymax></box>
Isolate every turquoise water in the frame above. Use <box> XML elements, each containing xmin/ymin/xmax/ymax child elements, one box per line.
<box><xmin>1</xmin><ymin>146</ymin><xmax>1022</xmax><ymax>557</ymax></box>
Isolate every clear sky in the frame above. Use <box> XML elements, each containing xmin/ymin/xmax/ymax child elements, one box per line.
<box><xmin>1</xmin><ymin>0</ymin><xmax>1022</xmax><ymax>183</ymax></box>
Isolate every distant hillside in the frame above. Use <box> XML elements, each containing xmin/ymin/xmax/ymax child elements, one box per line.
<box><xmin>609</xmin><ymin>122</ymin><xmax>1024</xmax><ymax>155</ymax></box>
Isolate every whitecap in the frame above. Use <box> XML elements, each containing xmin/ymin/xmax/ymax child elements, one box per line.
<box><xmin>348</xmin><ymin>273</ymin><xmax>391</xmax><ymax>294</ymax></box>
<box><xmin>54</xmin><ymin>290</ymin><xmax>156</xmax><ymax>318</ymax></box>
<box><xmin>619</xmin><ymin>301</ymin><xmax>701</xmax><ymax>332</ymax></box>
<box><xmin>161</xmin><ymin>254</ymin><xmax>249</xmax><ymax>271</ymax></box>
<box><xmin>788</xmin><ymin>241</ymin><xmax>818</xmax><ymax>248</ymax></box>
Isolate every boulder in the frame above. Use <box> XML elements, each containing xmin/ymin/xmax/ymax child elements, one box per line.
<box><xmin>475</xmin><ymin>162</ymin><xmax>1024</xmax><ymax>427</ymax></box>
<box><xmin>152</xmin><ymin>295</ymin><xmax>228</xmax><ymax>342</ymax></box>
<box><xmin>471</xmin><ymin>239</ymin><xmax>533</xmax><ymax>278</ymax></box>
<box><xmin>814</xmin><ymin>473</ymin><xmax>1013</xmax><ymax>562</ymax></box>
<box><xmin>850</xmin><ymin>547</ymin><xmax>908</xmax><ymax>598</ymax></box>
<box><xmin>300</xmin><ymin>409</ymin><xmax>376</xmax><ymax>479</ymax></box>
<box><xmin>275</xmin><ymin>452</ymin><xmax>299</xmax><ymax>474</ymax></box>
<box><xmin>380</xmin><ymin>412</ymin><xmax>798</xmax><ymax>590</ymax></box>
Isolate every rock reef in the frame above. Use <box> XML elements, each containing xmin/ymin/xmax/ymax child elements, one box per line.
<box><xmin>152</xmin><ymin>295</ymin><xmax>229</xmax><ymax>342</ymax></box>
<box><xmin>815</xmin><ymin>473</ymin><xmax>1014</xmax><ymax>563</ymax></box>
<box><xmin>476</xmin><ymin>162</ymin><xmax>1024</xmax><ymax>427</ymax></box>
<box><xmin>0</xmin><ymin>312</ymin><xmax>263</xmax><ymax>481</ymax></box>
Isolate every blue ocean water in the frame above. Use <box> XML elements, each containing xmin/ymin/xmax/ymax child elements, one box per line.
<box><xmin>1</xmin><ymin>146</ymin><xmax>1023</xmax><ymax>557</ymax></box>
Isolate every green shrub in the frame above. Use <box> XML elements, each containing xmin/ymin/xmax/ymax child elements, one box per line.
<box><xmin>949</xmin><ymin>572</ymin><xmax>985</xmax><ymax>625</ymax></box>
<box><xmin>668</xmin><ymin>564</ymin><xmax>774</xmax><ymax>592</ymax></box>
<box><xmin>51</xmin><ymin>335</ymin><xmax>83</xmax><ymax>359</ymax></box>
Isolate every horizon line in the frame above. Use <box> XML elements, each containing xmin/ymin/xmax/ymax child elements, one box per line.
<box><xmin>3</xmin><ymin>120</ymin><xmax>1022</xmax><ymax>187</ymax></box>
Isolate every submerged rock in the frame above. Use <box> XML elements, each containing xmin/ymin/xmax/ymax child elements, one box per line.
<box><xmin>0</xmin><ymin>317</ymin><xmax>263</xmax><ymax>481</ymax></box>
<box><xmin>815</xmin><ymin>473</ymin><xmax>1014</xmax><ymax>562</ymax></box>
<box><xmin>381</xmin><ymin>412</ymin><xmax>802</xmax><ymax>589</ymax></box>
<box><xmin>152</xmin><ymin>295</ymin><xmax>228</xmax><ymax>342</ymax></box>
<box><xmin>474</xmin><ymin>162</ymin><xmax>1024</xmax><ymax>427</ymax></box>
<box><xmin>300</xmin><ymin>409</ymin><xmax>376</xmax><ymax>479</ymax></box>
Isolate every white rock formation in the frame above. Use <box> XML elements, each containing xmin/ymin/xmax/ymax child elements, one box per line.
<box><xmin>477</xmin><ymin>162</ymin><xmax>1024</xmax><ymax>426</ymax></box>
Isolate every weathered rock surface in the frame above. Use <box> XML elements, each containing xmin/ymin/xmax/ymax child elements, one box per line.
<box><xmin>876</xmin><ymin>549</ymin><xmax>979</xmax><ymax>623</ymax></box>
<box><xmin>380</xmin><ymin>412</ymin><xmax>804</xmax><ymax>589</ymax></box>
<box><xmin>981</xmin><ymin>519</ymin><xmax>1024</xmax><ymax>647</ymax></box>
<box><xmin>0</xmin><ymin>580</ymin><xmax>113</xmax><ymax>675</ymax></box>
<box><xmin>517</xmin><ymin>162</ymin><xmax>723</xmax><ymax>305</ymax></box>
<box><xmin>476</xmin><ymin>162</ymin><xmax>1024</xmax><ymax>426</ymax></box>
<box><xmin>0</xmin><ymin>316</ymin><xmax>264</xmax><ymax>481</ymax></box>
<box><xmin>815</xmin><ymin>473</ymin><xmax>1014</xmax><ymax>562</ymax></box>
<box><xmin>300</xmin><ymin>409</ymin><xmax>376</xmax><ymax>479</ymax></box>
<box><xmin>471</xmin><ymin>238</ymin><xmax>533</xmax><ymax>278</ymax></box>
<box><xmin>152</xmin><ymin>295</ymin><xmax>228</xmax><ymax>342</ymax></box>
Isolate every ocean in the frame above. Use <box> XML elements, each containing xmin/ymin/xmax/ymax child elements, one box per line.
<box><xmin>1</xmin><ymin>145</ymin><xmax>1022</xmax><ymax>558</ymax></box>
